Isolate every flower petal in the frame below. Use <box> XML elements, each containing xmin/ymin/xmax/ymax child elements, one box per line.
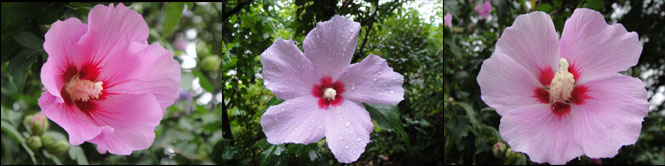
<box><xmin>261</xmin><ymin>39</ymin><xmax>319</xmax><ymax>100</ymax></box>
<box><xmin>571</xmin><ymin>74</ymin><xmax>649</xmax><ymax>158</ymax></box>
<box><xmin>80</xmin><ymin>3</ymin><xmax>149</xmax><ymax>65</ymax></box>
<box><xmin>38</xmin><ymin>92</ymin><xmax>109</xmax><ymax>145</ymax></box>
<box><xmin>303</xmin><ymin>15</ymin><xmax>360</xmax><ymax>79</ymax></box>
<box><xmin>337</xmin><ymin>54</ymin><xmax>404</xmax><ymax>105</ymax></box>
<box><xmin>495</xmin><ymin>11</ymin><xmax>560</xmax><ymax>78</ymax></box>
<box><xmin>499</xmin><ymin>104</ymin><xmax>583</xmax><ymax>165</ymax></box>
<box><xmin>260</xmin><ymin>95</ymin><xmax>326</xmax><ymax>144</ymax></box>
<box><xmin>325</xmin><ymin>101</ymin><xmax>373</xmax><ymax>163</ymax></box>
<box><xmin>560</xmin><ymin>8</ymin><xmax>642</xmax><ymax>85</ymax></box>
<box><xmin>42</xmin><ymin>18</ymin><xmax>89</xmax><ymax>102</ymax></box>
<box><xmin>100</xmin><ymin>42</ymin><xmax>180</xmax><ymax>111</ymax></box>
<box><xmin>85</xmin><ymin>93</ymin><xmax>163</xmax><ymax>155</ymax></box>
<box><xmin>478</xmin><ymin>51</ymin><xmax>543</xmax><ymax>116</ymax></box>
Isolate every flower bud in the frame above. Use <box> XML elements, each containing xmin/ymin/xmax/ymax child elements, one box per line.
<box><xmin>196</xmin><ymin>42</ymin><xmax>210</xmax><ymax>57</ymax></box>
<box><xmin>27</xmin><ymin>136</ymin><xmax>42</xmax><ymax>150</ymax></box>
<box><xmin>201</xmin><ymin>55</ymin><xmax>221</xmax><ymax>72</ymax></box>
<box><xmin>505</xmin><ymin>148</ymin><xmax>514</xmax><ymax>159</ymax></box>
<box><xmin>41</xmin><ymin>135</ymin><xmax>56</xmax><ymax>149</ymax></box>
<box><xmin>492</xmin><ymin>142</ymin><xmax>506</xmax><ymax>159</ymax></box>
<box><xmin>45</xmin><ymin>140</ymin><xmax>70</xmax><ymax>156</ymax></box>
<box><xmin>29</xmin><ymin>112</ymin><xmax>49</xmax><ymax>135</ymax></box>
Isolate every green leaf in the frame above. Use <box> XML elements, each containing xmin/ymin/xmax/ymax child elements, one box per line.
<box><xmin>455</xmin><ymin>102</ymin><xmax>479</xmax><ymax>127</ymax></box>
<box><xmin>162</xmin><ymin>2</ymin><xmax>185</xmax><ymax>39</ymax></box>
<box><xmin>9</xmin><ymin>49</ymin><xmax>42</xmax><ymax>92</ymax></box>
<box><xmin>586</xmin><ymin>0</ymin><xmax>605</xmax><ymax>11</ymax></box>
<box><xmin>193</xmin><ymin>71</ymin><xmax>213</xmax><ymax>92</ymax></box>
<box><xmin>68</xmin><ymin>146</ymin><xmax>89</xmax><ymax>165</ymax></box>
<box><xmin>363</xmin><ymin>103</ymin><xmax>411</xmax><ymax>151</ymax></box>
<box><xmin>2</xmin><ymin>120</ymin><xmax>36</xmax><ymax>164</ymax></box>
<box><xmin>14</xmin><ymin>31</ymin><xmax>43</xmax><ymax>49</ymax></box>
<box><xmin>536</xmin><ymin>3</ymin><xmax>552</xmax><ymax>13</ymax></box>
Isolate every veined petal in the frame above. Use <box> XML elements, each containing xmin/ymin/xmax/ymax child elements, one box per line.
<box><xmin>325</xmin><ymin>101</ymin><xmax>373</xmax><ymax>163</ymax></box>
<box><xmin>260</xmin><ymin>95</ymin><xmax>326</xmax><ymax>144</ymax></box>
<box><xmin>560</xmin><ymin>8</ymin><xmax>642</xmax><ymax>85</ymax></box>
<box><xmin>38</xmin><ymin>91</ymin><xmax>108</xmax><ymax>145</ymax></box>
<box><xmin>100</xmin><ymin>42</ymin><xmax>180</xmax><ymax>111</ymax></box>
<box><xmin>495</xmin><ymin>11</ymin><xmax>560</xmax><ymax>79</ymax></box>
<box><xmin>79</xmin><ymin>3</ymin><xmax>149</xmax><ymax>66</ymax></box>
<box><xmin>42</xmin><ymin>18</ymin><xmax>89</xmax><ymax>102</ymax></box>
<box><xmin>571</xmin><ymin>74</ymin><xmax>649</xmax><ymax>158</ymax></box>
<box><xmin>478</xmin><ymin>51</ymin><xmax>543</xmax><ymax>116</ymax></box>
<box><xmin>261</xmin><ymin>39</ymin><xmax>318</xmax><ymax>100</ymax></box>
<box><xmin>85</xmin><ymin>93</ymin><xmax>163</xmax><ymax>155</ymax></box>
<box><xmin>337</xmin><ymin>54</ymin><xmax>404</xmax><ymax>105</ymax></box>
<box><xmin>499</xmin><ymin>104</ymin><xmax>583</xmax><ymax>165</ymax></box>
<box><xmin>303</xmin><ymin>15</ymin><xmax>360</xmax><ymax>79</ymax></box>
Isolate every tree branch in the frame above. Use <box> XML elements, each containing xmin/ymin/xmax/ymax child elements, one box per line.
<box><xmin>222</xmin><ymin>0</ymin><xmax>254</xmax><ymax>21</ymax></box>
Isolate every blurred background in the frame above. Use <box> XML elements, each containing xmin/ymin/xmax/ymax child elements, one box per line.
<box><xmin>1</xmin><ymin>2</ymin><xmax>223</xmax><ymax>164</ymax></box>
<box><xmin>222</xmin><ymin>0</ymin><xmax>443</xmax><ymax>165</ymax></box>
<box><xmin>444</xmin><ymin>0</ymin><xmax>665</xmax><ymax>165</ymax></box>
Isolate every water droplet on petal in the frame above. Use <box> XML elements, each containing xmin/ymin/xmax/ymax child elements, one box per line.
<box><xmin>345</xmin><ymin>122</ymin><xmax>351</xmax><ymax>127</ymax></box>
<box><xmin>318</xmin><ymin>125</ymin><xmax>322</xmax><ymax>129</ymax></box>
<box><xmin>356</xmin><ymin>138</ymin><xmax>361</xmax><ymax>142</ymax></box>
<box><xmin>349</xmin><ymin>130</ymin><xmax>354</xmax><ymax>134</ymax></box>
<box><xmin>345</xmin><ymin>146</ymin><xmax>350</xmax><ymax>150</ymax></box>
<box><xmin>390</xmin><ymin>90</ymin><xmax>394</xmax><ymax>94</ymax></box>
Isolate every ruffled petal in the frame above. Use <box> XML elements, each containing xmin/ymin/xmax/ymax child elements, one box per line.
<box><xmin>261</xmin><ymin>39</ymin><xmax>319</xmax><ymax>100</ymax></box>
<box><xmin>303</xmin><ymin>15</ymin><xmax>360</xmax><ymax>79</ymax></box>
<box><xmin>42</xmin><ymin>18</ymin><xmax>88</xmax><ymax>102</ymax></box>
<box><xmin>100</xmin><ymin>42</ymin><xmax>180</xmax><ymax>111</ymax></box>
<box><xmin>337</xmin><ymin>54</ymin><xmax>404</xmax><ymax>105</ymax></box>
<box><xmin>494</xmin><ymin>11</ymin><xmax>560</xmax><ymax>78</ymax></box>
<box><xmin>560</xmin><ymin>8</ymin><xmax>642</xmax><ymax>85</ymax></box>
<box><xmin>325</xmin><ymin>101</ymin><xmax>373</xmax><ymax>163</ymax></box>
<box><xmin>571</xmin><ymin>74</ymin><xmax>649</xmax><ymax>158</ymax></box>
<box><xmin>79</xmin><ymin>3</ymin><xmax>149</xmax><ymax>66</ymax></box>
<box><xmin>38</xmin><ymin>91</ymin><xmax>109</xmax><ymax>145</ymax></box>
<box><xmin>499</xmin><ymin>104</ymin><xmax>583</xmax><ymax>165</ymax></box>
<box><xmin>84</xmin><ymin>93</ymin><xmax>163</xmax><ymax>155</ymax></box>
<box><xmin>478</xmin><ymin>51</ymin><xmax>543</xmax><ymax>116</ymax></box>
<box><xmin>260</xmin><ymin>95</ymin><xmax>326</xmax><ymax>144</ymax></box>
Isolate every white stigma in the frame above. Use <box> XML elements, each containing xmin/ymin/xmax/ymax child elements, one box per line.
<box><xmin>65</xmin><ymin>75</ymin><xmax>103</xmax><ymax>102</ymax></box>
<box><xmin>323</xmin><ymin>88</ymin><xmax>337</xmax><ymax>100</ymax></box>
<box><xmin>550</xmin><ymin>58</ymin><xmax>575</xmax><ymax>102</ymax></box>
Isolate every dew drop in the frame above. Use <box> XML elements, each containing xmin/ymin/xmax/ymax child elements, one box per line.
<box><xmin>390</xmin><ymin>90</ymin><xmax>394</xmax><ymax>94</ymax></box>
<box><xmin>373</xmin><ymin>78</ymin><xmax>377</xmax><ymax>82</ymax></box>
<box><xmin>345</xmin><ymin>146</ymin><xmax>350</xmax><ymax>150</ymax></box>
<box><xmin>318</xmin><ymin>125</ymin><xmax>322</xmax><ymax>129</ymax></box>
<box><xmin>356</xmin><ymin>138</ymin><xmax>361</xmax><ymax>142</ymax></box>
<box><xmin>345</xmin><ymin>122</ymin><xmax>351</xmax><ymax>127</ymax></box>
<box><xmin>349</xmin><ymin>130</ymin><xmax>354</xmax><ymax>134</ymax></box>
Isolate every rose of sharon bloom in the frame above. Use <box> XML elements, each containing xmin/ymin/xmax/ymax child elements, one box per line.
<box><xmin>477</xmin><ymin>8</ymin><xmax>648</xmax><ymax>164</ymax></box>
<box><xmin>475</xmin><ymin>1</ymin><xmax>492</xmax><ymax>18</ymax></box>
<box><xmin>259</xmin><ymin>15</ymin><xmax>404</xmax><ymax>163</ymax></box>
<box><xmin>38</xmin><ymin>3</ymin><xmax>180</xmax><ymax>155</ymax></box>
<box><xmin>445</xmin><ymin>13</ymin><xmax>453</xmax><ymax>29</ymax></box>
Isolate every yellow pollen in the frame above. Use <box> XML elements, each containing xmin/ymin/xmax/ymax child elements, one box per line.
<box><xmin>64</xmin><ymin>75</ymin><xmax>103</xmax><ymax>102</ymax></box>
<box><xmin>550</xmin><ymin>58</ymin><xmax>575</xmax><ymax>102</ymax></box>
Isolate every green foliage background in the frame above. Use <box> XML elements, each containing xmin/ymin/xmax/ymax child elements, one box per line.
<box><xmin>444</xmin><ymin>0</ymin><xmax>665</xmax><ymax>165</ymax></box>
<box><xmin>1</xmin><ymin>2</ymin><xmax>223</xmax><ymax>164</ymax></box>
<box><xmin>222</xmin><ymin>0</ymin><xmax>443</xmax><ymax>165</ymax></box>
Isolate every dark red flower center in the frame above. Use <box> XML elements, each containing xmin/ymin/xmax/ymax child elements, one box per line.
<box><xmin>60</xmin><ymin>63</ymin><xmax>104</xmax><ymax>114</ymax></box>
<box><xmin>532</xmin><ymin>61</ymin><xmax>591</xmax><ymax>120</ymax></box>
<box><xmin>312</xmin><ymin>76</ymin><xmax>345</xmax><ymax>109</ymax></box>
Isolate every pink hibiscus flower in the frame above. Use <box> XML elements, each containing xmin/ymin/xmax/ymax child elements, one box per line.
<box><xmin>477</xmin><ymin>8</ymin><xmax>649</xmax><ymax>164</ymax></box>
<box><xmin>445</xmin><ymin>13</ymin><xmax>453</xmax><ymax>29</ymax></box>
<box><xmin>38</xmin><ymin>3</ymin><xmax>181</xmax><ymax>155</ymax></box>
<box><xmin>475</xmin><ymin>1</ymin><xmax>492</xmax><ymax>18</ymax></box>
<box><xmin>259</xmin><ymin>15</ymin><xmax>404</xmax><ymax>163</ymax></box>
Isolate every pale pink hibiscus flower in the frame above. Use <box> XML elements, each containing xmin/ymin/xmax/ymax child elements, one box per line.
<box><xmin>475</xmin><ymin>1</ymin><xmax>492</xmax><ymax>18</ymax></box>
<box><xmin>445</xmin><ymin>13</ymin><xmax>453</xmax><ymax>29</ymax></box>
<box><xmin>38</xmin><ymin>3</ymin><xmax>180</xmax><ymax>155</ymax></box>
<box><xmin>259</xmin><ymin>15</ymin><xmax>404</xmax><ymax>163</ymax></box>
<box><xmin>478</xmin><ymin>9</ymin><xmax>649</xmax><ymax>164</ymax></box>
